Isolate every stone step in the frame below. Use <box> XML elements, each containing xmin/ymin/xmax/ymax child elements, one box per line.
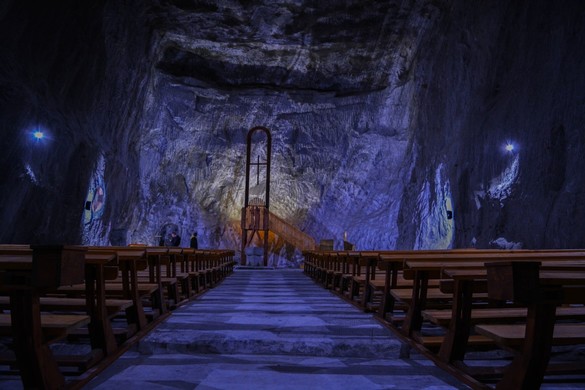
<box><xmin>137</xmin><ymin>331</ymin><xmax>402</xmax><ymax>358</ymax></box>
<box><xmin>135</xmin><ymin>269</ymin><xmax>404</xmax><ymax>358</ymax></box>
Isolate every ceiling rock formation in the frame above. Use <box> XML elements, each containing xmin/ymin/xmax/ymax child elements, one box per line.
<box><xmin>1</xmin><ymin>1</ymin><xmax>585</xmax><ymax>265</ymax></box>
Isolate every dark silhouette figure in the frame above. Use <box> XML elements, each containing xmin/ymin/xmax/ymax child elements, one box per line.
<box><xmin>190</xmin><ymin>232</ymin><xmax>198</xmax><ymax>249</ymax></box>
<box><xmin>170</xmin><ymin>231</ymin><xmax>181</xmax><ymax>247</ymax></box>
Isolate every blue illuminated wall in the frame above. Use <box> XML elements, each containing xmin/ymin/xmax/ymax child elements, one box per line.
<box><xmin>1</xmin><ymin>1</ymin><xmax>585</xmax><ymax>255</ymax></box>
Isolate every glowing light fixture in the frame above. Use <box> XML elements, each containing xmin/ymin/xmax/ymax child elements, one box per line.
<box><xmin>503</xmin><ymin>140</ymin><xmax>517</xmax><ymax>154</ymax></box>
<box><xmin>33</xmin><ymin>130</ymin><xmax>44</xmax><ymax>140</ymax></box>
<box><xmin>30</xmin><ymin>125</ymin><xmax>51</xmax><ymax>144</ymax></box>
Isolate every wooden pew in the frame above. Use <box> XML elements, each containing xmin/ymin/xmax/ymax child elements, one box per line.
<box><xmin>0</xmin><ymin>246</ymin><xmax>88</xmax><ymax>389</ymax></box>
<box><xmin>339</xmin><ymin>252</ymin><xmax>363</xmax><ymax>300</ymax></box>
<box><xmin>163</xmin><ymin>248</ymin><xmax>188</xmax><ymax>303</ymax></box>
<box><xmin>329</xmin><ymin>252</ymin><xmax>350</xmax><ymax>293</ymax></box>
<box><xmin>475</xmin><ymin>261</ymin><xmax>585</xmax><ymax>389</ymax></box>
<box><xmin>303</xmin><ymin>249</ymin><xmax>585</xmax><ymax>389</ymax></box>
<box><xmin>100</xmin><ymin>247</ymin><xmax>162</xmax><ymax>324</ymax></box>
<box><xmin>82</xmin><ymin>251</ymin><xmax>133</xmax><ymax>356</ymax></box>
<box><xmin>349</xmin><ymin>252</ymin><xmax>382</xmax><ymax>307</ymax></box>
<box><xmin>423</xmin><ymin>266</ymin><xmax>582</xmax><ymax>364</ymax></box>
<box><xmin>311</xmin><ymin>250</ymin><xmax>583</xmax><ymax>332</ymax></box>
<box><xmin>360</xmin><ymin>249</ymin><xmax>492</xmax><ymax>319</ymax></box>
<box><xmin>415</xmin><ymin>258</ymin><xmax>585</xmax><ymax>387</ymax></box>
<box><xmin>427</xmin><ymin>263</ymin><xmax>585</xmax><ymax>362</ymax></box>
<box><xmin>190</xmin><ymin>250</ymin><xmax>214</xmax><ymax>290</ymax></box>
<box><xmin>304</xmin><ymin>249</ymin><xmax>585</xmax><ymax>321</ymax></box>
<box><xmin>165</xmin><ymin>249</ymin><xmax>234</xmax><ymax>299</ymax></box>
<box><xmin>0</xmin><ymin>244</ymin><xmax>235</xmax><ymax>388</ymax></box>
<box><xmin>389</xmin><ymin>251</ymin><xmax>585</xmax><ymax>338</ymax></box>
<box><xmin>66</xmin><ymin>247</ymin><xmax>161</xmax><ymax>331</ymax></box>
<box><xmin>183</xmin><ymin>249</ymin><xmax>205</xmax><ymax>294</ymax></box>
<box><xmin>177</xmin><ymin>248</ymin><xmax>197</xmax><ymax>299</ymax></box>
<box><xmin>0</xmin><ymin>313</ymin><xmax>90</xmax><ymax>340</ymax></box>
<box><xmin>197</xmin><ymin>250</ymin><xmax>223</xmax><ymax>288</ymax></box>
<box><xmin>140</xmin><ymin>247</ymin><xmax>179</xmax><ymax>310</ymax></box>
<box><xmin>304</xmin><ymin>250</ymin><xmax>337</xmax><ymax>287</ymax></box>
<box><xmin>1</xmin><ymin>246</ymin><xmax>134</xmax><ymax>362</ymax></box>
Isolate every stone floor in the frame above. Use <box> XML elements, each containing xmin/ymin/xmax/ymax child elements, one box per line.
<box><xmin>2</xmin><ymin>269</ymin><xmax>582</xmax><ymax>389</ymax></box>
<box><xmin>82</xmin><ymin>268</ymin><xmax>468</xmax><ymax>389</ymax></box>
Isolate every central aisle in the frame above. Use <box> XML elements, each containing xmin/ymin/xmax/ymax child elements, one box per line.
<box><xmin>85</xmin><ymin>269</ymin><xmax>468</xmax><ymax>389</ymax></box>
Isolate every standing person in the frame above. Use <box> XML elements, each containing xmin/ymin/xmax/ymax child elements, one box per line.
<box><xmin>190</xmin><ymin>232</ymin><xmax>198</xmax><ymax>249</ymax></box>
<box><xmin>170</xmin><ymin>231</ymin><xmax>181</xmax><ymax>247</ymax></box>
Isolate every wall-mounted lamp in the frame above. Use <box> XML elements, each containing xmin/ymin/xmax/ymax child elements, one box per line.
<box><xmin>503</xmin><ymin>140</ymin><xmax>518</xmax><ymax>154</ymax></box>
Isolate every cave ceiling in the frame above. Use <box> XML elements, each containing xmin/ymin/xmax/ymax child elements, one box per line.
<box><xmin>151</xmin><ymin>0</ymin><xmax>429</xmax><ymax>93</ymax></box>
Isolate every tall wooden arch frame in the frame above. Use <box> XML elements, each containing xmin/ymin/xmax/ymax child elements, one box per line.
<box><xmin>241</xmin><ymin>126</ymin><xmax>272</xmax><ymax>266</ymax></box>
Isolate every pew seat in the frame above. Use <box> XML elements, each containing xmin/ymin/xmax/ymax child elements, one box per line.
<box><xmin>475</xmin><ymin>323</ymin><xmax>585</xmax><ymax>348</ymax></box>
<box><xmin>0</xmin><ymin>296</ymin><xmax>133</xmax><ymax>318</ymax></box>
<box><xmin>391</xmin><ymin>288</ymin><xmax>476</xmax><ymax>301</ymax></box>
<box><xmin>57</xmin><ymin>282</ymin><xmax>159</xmax><ymax>298</ymax></box>
<box><xmin>0</xmin><ymin>313</ymin><xmax>90</xmax><ymax>341</ymax></box>
<box><xmin>423</xmin><ymin>306</ymin><xmax>585</xmax><ymax>327</ymax></box>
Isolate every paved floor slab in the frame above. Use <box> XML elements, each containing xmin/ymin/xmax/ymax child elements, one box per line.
<box><xmin>84</xmin><ymin>269</ymin><xmax>468</xmax><ymax>389</ymax></box>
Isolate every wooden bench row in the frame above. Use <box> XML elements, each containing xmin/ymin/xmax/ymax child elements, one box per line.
<box><xmin>303</xmin><ymin>249</ymin><xmax>585</xmax><ymax>389</ymax></box>
<box><xmin>0</xmin><ymin>244</ymin><xmax>236</xmax><ymax>389</ymax></box>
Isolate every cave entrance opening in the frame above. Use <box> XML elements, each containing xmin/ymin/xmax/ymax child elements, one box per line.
<box><xmin>157</xmin><ymin>222</ymin><xmax>180</xmax><ymax>246</ymax></box>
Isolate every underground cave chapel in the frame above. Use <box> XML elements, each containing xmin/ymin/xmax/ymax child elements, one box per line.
<box><xmin>1</xmin><ymin>1</ymin><xmax>585</xmax><ymax>389</ymax></box>
<box><xmin>3</xmin><ymin>0</ymin><xmax>585</xmax><ymax>257</ymax></box>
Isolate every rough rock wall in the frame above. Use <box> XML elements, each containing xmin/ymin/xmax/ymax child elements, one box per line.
<box><xmin>399</xmin><ymin>0</ymin><xmax>585</xmax><ymax>249</ymax></box>
<box><xmin>126</xmin><ymin>0</ymin><xmax>442</xmax><ymax>265</ymax></box>
<box><xmin>0</xmin><ymin>1</ymin><xmax>106</xmax><ymax>243</ymax></box>
<box><xmin>0</xmin><ymin>0</ymin><xmax>154</xmax><ymax>244</ymax></box>
<box><xmin>1</xmin><ymin>1</ymin><xmax>585</xmax><ymax>262</ymax></box>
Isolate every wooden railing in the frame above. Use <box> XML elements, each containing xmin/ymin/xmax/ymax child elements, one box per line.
<box><xmin>268</xmin><ymin>210</ymin><xmax>317</xmax><ymax>251</ymax></box>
